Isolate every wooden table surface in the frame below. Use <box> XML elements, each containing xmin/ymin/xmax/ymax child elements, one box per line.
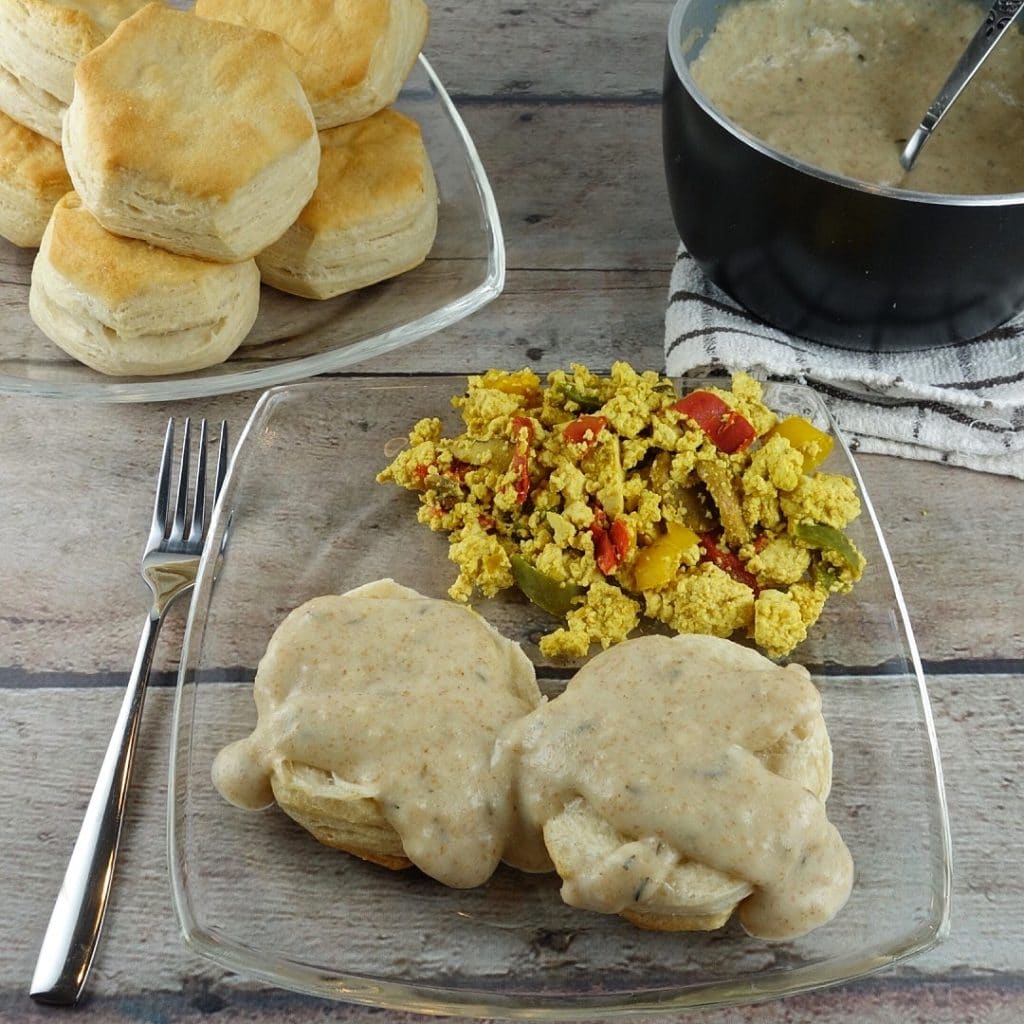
<box><xmin>2</xmin><ymin>3</ymin><xmax>1023</xmax><ymax>1022</ymax></box>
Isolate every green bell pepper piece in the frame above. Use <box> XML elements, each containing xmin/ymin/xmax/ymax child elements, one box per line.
<box><xmin>795</xmin><ymin>522</ymin><xmax>863</xmax><ymax>572</ymax></box>
<box><xmin>510</xmin><ymin>555</ymin><xmax>585</xmax><ymax>618</ymax></box>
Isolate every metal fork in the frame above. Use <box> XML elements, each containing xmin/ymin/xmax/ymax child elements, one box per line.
<box><xmin>30</xmin><ymin>417</ymin><xmax>229</xmax><ymax>1006</ymax></box>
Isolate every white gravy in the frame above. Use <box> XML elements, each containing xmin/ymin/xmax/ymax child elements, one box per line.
<box><xmin>690</xmin><ymin>0</ymin><xmax>1024</xmax><ymax>195</ymax></box>
<box><xmin>214</xmin><ymin>583</ymin><xmax>853</xmax><ymax>938</ymax></box>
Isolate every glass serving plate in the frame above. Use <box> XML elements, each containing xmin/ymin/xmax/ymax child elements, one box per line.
<box><xmin>0</xmin><ymin>58</ymin><xmax>503</xmax><ymax>402</ymax></box>
<box><xmin>168</xmin><ymin>375</ymin><xmax>952</xmax><ymax>1018</ymax></box>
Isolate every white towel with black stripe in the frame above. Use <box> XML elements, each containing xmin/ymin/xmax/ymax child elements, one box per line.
<box><xmin>664</xmin><ymin>246</ymin><xmax>1024</xmax><ymax>479</ymax></box>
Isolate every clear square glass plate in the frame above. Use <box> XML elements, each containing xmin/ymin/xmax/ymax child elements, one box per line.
<box><xmin>0</xmin><ymin>57</ymin><xmax>503</xmax><ymax>402</ymax></box>
<box><xmin>169</xmin><ymin>375</ymin><xmax>952</xmax><ymax>1018</ymax></box>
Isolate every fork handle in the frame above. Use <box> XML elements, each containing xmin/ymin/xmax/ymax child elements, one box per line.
<box><xmin>30</xmin><ymin>609</ymin><xmax>164</xmax><ymax>1005</ymax></box>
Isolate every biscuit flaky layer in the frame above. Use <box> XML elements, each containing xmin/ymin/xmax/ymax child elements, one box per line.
<box><xmin>0</xmin><ymin>107</ymin><xmax>70</xmax><ymax>246</ymax></box>
<box><xmin>63</xmin><ymin>3</ymin><xmax>320</xmax><ymax>262</ymax></box>
<box><xmin>257</xmin><ymin>108</ymin><xmax>438</xmax><ymax>299</ymax></box>
<box><xmin>29</xmin><ymin>192</ymin><xmax>260</xmax><ymax>376</ymax></box>
<box><xmin>0</xmin><ymin>0</ymin><xmax>149</xmax><ymax>141</ymax></box>
<box><xmin>194</xmin><ymin>0</ymin><xmax>429</xmax><ymax>129</ymax></box>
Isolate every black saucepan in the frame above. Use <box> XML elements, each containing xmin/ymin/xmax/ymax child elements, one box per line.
<box><xmin>662</xmin><ymin>0</ymin><xmax>1024</xmax><ymax>352</ymax></box>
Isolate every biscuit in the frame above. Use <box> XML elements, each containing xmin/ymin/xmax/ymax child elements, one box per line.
<box><xmin>194</xmin><ymin>0</ymin><xmax>429</xmax><ymax>129</ymax></box>
<box><xmin>63</xmin><ymin>3</ymin><xmax>320</xmax><ymax>262</ymax></box>
<box><xmin>269</xmin><ymin>761</ymin><xmax>412</xmax><ymax>871</ymax></box>
<box><xmin>0</xmin><ymin>1</ymin><xmax>148</xmax><ymax>142</ymax></box>
<box><xmin>257</xmin><ymin>109</ymin><xmax>438</xmax><ymax>299</ymax></box>
<box><xmin>30</xmin><ymin>191</ymin><xmax>260</xmax><ymax>375</ymax></box>
<box><xmin>0</xmin><ymin>107</ymin><xmax>71</xmax><ymax>247</ymax></box>
<box><xmin>542</xmin><ymin>798</ymin><xmax>751</xmax><ymax>932</ymax></box>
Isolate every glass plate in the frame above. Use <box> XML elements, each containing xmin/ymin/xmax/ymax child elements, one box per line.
<box><xmin>169</xmin><ymin>375</ymin><xmax>952</xmax><ymax>1018</ymax></box>
<box><xmin>0</xmin><ymin>58</ymin><xmax>503</xmax><ymax>402</ymax></box>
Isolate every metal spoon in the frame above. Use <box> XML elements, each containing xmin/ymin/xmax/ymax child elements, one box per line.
<box><xmin>900</xmin><ymin>0</ymin><xmax>1024</xmax><ymax>173</ymax></box>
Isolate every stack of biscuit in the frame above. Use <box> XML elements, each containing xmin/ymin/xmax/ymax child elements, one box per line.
<box><xmin>0</xmin><ymin>0</ymin><xmax>141</xmax><ymax>246</ymax></box>
<box><xmin>194</xmin><ymin>0</ymin><xmax>436</xmax><ymax>301</ymax></box>
<box><xmin>1</xmin><ymin>0</ymin><xmax>436</xmax><ymax>378</ymax></box>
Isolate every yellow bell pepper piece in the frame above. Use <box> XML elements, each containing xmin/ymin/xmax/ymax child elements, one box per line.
<box><xmin>475</xmin><ymin>368</ymin><xmax>541</xmax><ymax>400</ymax></box>
<box><xmin>633</xmin><ymin>522</ymin><xmax>701</xmax><ymax>591</ymax></box>
<box><xmin>769</xmin><ymin>416</ymin><xmax>835</xmax><ymax>472</ymax></box>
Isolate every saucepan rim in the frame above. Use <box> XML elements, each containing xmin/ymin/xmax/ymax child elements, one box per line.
<box><xmin>666</xmin><ymin>0</ymin><xmax>1024</xmax><ymax>209</ymax></box>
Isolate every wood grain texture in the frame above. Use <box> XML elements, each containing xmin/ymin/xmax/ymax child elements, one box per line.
<box><xmin>424</xmin><ymin>2</ymin><xmax>671</xmax><ymax>99</ymax></box>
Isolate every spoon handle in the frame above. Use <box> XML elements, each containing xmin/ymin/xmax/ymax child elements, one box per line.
<box><xmin>900</xmin><ymin>0</ymin><xmax>1024</xmax><ymax>171</ymax></box>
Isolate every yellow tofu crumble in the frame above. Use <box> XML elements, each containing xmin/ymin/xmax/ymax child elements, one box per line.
<box><xmin>377</xmin><ymin>364</ymin><xmax>866</xmax><ymax>658</ymax></box>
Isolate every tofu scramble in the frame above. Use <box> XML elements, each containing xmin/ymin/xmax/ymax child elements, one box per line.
<box><xmin>377</xmin><ymin>365</ymin><xmax>865</xmax><ymax>659</ymax></box>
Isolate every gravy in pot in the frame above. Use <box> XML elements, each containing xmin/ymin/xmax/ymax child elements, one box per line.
<box><xmin>689</xmin><ymin>0</ymin><xmax>1024</xmax><ymax>195</ymax></box>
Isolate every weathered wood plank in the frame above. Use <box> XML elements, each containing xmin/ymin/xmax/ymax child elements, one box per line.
<box><xmin>448</xmin><ymin>100</ymin><xmax>675</xmax><ymax>270</ymax></box>
<box><xmin>2</xmin><ymin>982</ymin><xmax>1024</xmax><ymax>1023</ymax></box>
<box><xmin>425</xmin><ymin>2</ymin><xmax>671</xmax><ymax>100</ymax></box>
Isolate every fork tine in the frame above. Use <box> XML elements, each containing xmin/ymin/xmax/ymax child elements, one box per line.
<box><xmin>171</xmin><ymin>418</ymin><xmax>191</xmax><ymax>541</ymax></box>
<box><xmin>187</xmin><ymin>419</ymin><xmax>209</xmax><ymax>545</ymax></box>
<box><xmin>149</xmin><ymin>418</ymin><xmax>175</xmax><ymax>545</ymax></box>
<box><xmin>214</xmin><ymin>420</ymin><xmax>229</xmax><ymax>501</ymax></box>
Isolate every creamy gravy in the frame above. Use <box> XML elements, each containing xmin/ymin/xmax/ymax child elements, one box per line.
<box><xmin>212</xmin><ymin>579</ymin><xmax>541</xmax><ymax>889</ymax></box>
<box><xmin>215</xmin><ymin>583</ymin><xmax>852</xmax><ymax>938</ymax></box>
<box><xmin>690</xmin><ymin>0</ymin><xmax>1024</xmax><ymax>194</ymax></box>
<box><xmin>501</xmin><ymin>634</ymin><xmax>853</xmax><ymax>940</ymax></box>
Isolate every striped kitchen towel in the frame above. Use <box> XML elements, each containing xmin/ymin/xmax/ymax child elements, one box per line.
<box><xmin>664</xmin><ymin>247</ymin><xmax>1024</xmax><ymax>479</ymax></box>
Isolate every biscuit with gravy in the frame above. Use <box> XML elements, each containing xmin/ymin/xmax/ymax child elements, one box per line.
<box><xmin>257</xmin><ymin>109</ymin><xmax>437</xmax><ymax>299</ymax></box>
<box><xmin>63</xmin><ymin>3</ymin><xmax>320</xmax><ymax>262</ymax></box>
<box><xmin>194</xmin><ymin>0</ymin><xmax>429</xmax><ymax>129</ymax></box>
<box><xmin>541</xmin><ymin>704</ymin><xmax>834</xmax><ymax>933</ymax></box>
<box><xmin>0</xmin><ymin>0</ymin><xmax>149</xmax><ymax>142</ymax></box>
<box><xmin>30</xmin><ymin>191</ymin><xmax>260</xmax><ymax>375</ymax></box>
<box><xmin>211</xmin><ymin>579</ymin><xmax>542</xmax><ymax>889</ymax></box>
<box><xmin>0</xmin><ymin>107</ymin><xmax>71</xmax><ymax>247</ymax></box>
<box><xmin>505</xmin><ymin>634</ymin><xmax>851</xmax><ymax>940</ymax></box>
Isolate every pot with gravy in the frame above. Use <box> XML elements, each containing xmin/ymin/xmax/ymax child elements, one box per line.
<box><xmin>662</xmin><ymin>0</ymin><xmax>1024</xmax><ymax>351</ymax></box>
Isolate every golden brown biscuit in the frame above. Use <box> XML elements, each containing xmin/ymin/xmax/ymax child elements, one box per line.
<box><xmin>63</xmin><ymin>3</ymin><xmax>320</xmax><ymax>262</ymax></box>
<box><xmin>30</xmin><ymin>191</ymin><xmax>260</xmax><ymax>375</ymax></box>
<box><xmin>257</xmin><ymin>109</ymin><xmax>437</xmax><ymax>299</ymax></box>
<box><xmin>0</xmin><ymin>0</ymin><xmax>149</xmax><ymax>142</ymax></box>
<box><xmin>194</xmin><ymin>0</ymin><xmax>429</xmax><ymax>129</ymax></box>
<box><xmin>0</xmin><ymin>107</ymin><xmax>71</xmax><ymax>246</ymax></box>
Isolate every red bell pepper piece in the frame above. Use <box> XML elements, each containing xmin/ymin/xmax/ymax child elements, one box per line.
<box><xmin>562</xmin><ymin>415</ymin><xmax>608</xmax><ymax>446</ymax></box>
<box><xmin>509</xmin><ymin>416</ymin><xmax>534</xmax><ymax>505</ymax></box>
<box><xmin>592</xmin><ymin>524</ymin><xmax>614</xmax><ymax>574</ymax></box>
<box><xmin>673</xmin><ymin>391</ymin><xmax>756</xmax><ymax>453</ymax></box>
<box><xmin>700</xmin><ymin>532</ymin><xmax>759</xmax><ymax>593</ymax></box>
<box><xmin>609</xmin><ymin>517</ymin><xmax>631</xmax><ymax>561</ymax></box>
<box><xmin>592</xmin><ymin>515</ymin><xmax>631</xmax><ymax>575</ymax></box>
